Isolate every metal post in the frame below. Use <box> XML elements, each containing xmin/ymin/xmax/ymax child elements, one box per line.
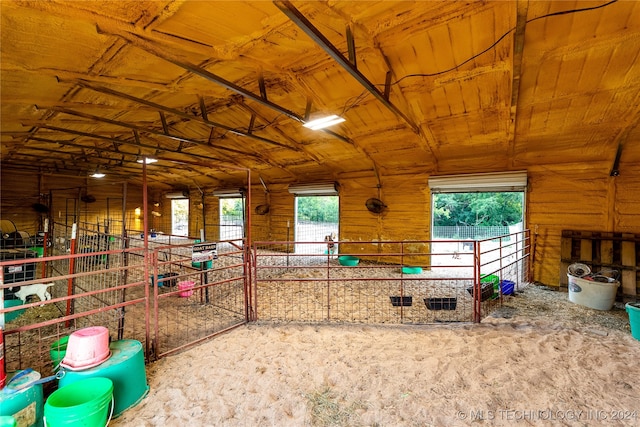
<box><xmin>41</xmin><ymin>218</ymin><xmax>49</xmax><ymax>278</ymax></box>
<box><xmin>118</xmin><ymin>182</ymin><xmax>128</xmax><ymax>340</ymax></box>
<box><xmin>142</xmin><ymin>161</ymin><xmax>151</xmax><ymax>357</ymax></box>
<box><xmin>473</xmin><ymin>241</ymin><xmax>481</xmax><ymax>323</ymax></box>
<box><xmin>65</xmin><ymin>223</ymin><xmax>77</xmax><ymax>328</ymax></box>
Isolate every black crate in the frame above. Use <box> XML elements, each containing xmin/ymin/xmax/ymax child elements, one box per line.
<box><xmin>1</xmin><ymin>248</ymin><xmax>37</xmax><ymax>285</ymax></box>
<box><xmin>425</xmin><ymin>297</ymin><xmax>458</xmax><ymax>311</ymax></box>
<box><xmin>466</xmin><ymin>283</ymin><xmax>495</xmax><ymax>302</ymax></box>
<box><xmin>390</xmin><ymin>296</ymin><xmax>413</xmax><ymax>306</ymax></box>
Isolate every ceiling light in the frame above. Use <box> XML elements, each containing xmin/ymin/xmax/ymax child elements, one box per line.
<box><xmin>137</xmin><ymin>158</ymin><xmax>158</xmax><ymax>164</ymax></box>
<box><xmin>303</xmin><ymin>115</ymin><xmax>345</xmax><ymax>130</ymax></box>
<box><xmin>91</xmin><ymin>169</ymin><xmax>105</xmax><ymax>178</ymax></box>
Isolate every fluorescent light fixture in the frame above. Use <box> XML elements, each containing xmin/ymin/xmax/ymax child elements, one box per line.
<box><xmin>288</xmin><ymin>182</ymin><xmax>338</xmax><ymax>195</ymax></box>
<box><xmin>303</xmin><ymin>115</ymin><xmax>345</xmax><ymax>130</ymax></box>
<box><xmin>137</xmin><ymin>158</ymin><xmax>158</xmax><ymax>164</ymax></box>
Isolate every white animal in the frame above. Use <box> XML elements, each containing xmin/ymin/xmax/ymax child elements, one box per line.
<box><xmin>13</xmin><ymin>283</ymin><xmax>56</xmax><ymax>304</ymax></box>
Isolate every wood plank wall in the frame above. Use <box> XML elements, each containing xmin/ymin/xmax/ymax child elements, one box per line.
<box><xmin>3</xmin><ymin>161</ymin><xmax>638</xmax><ymax>290</ymax></box>
<box><xmin>1</xmin><ymin>170</ymin><xmax>145</xmax><ymax>237</ymax></box>
<box><xmin>528</xmin><ymin>161</ymin><xmax>639</xmax><ymax>288</ymax></box>
<box><xmin>559</xmin><ymin>230</ymin><xmax>639</xmax><ymax>298</ymax></box>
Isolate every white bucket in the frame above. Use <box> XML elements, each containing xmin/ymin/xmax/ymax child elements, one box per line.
<box><xmin>568</xmin><ymin>274</ymin><xmax>619</xmax><ymax>310</ymax></box>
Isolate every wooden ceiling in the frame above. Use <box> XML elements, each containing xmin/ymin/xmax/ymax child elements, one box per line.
<box><xmin>1</xmin><ymin>1</ymin><xmax>639</xmax><ymax>190</ymax></box>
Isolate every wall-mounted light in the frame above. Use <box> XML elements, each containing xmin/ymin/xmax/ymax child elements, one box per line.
<box><xmin>303</xmin><ymin>115</ymin><xmax>345</xmax><ymax>130</ymax></box>
<box><xmin>134</xmin><ymin>207</ymin><xmax>141</xmax><ymax>218</ymax></box>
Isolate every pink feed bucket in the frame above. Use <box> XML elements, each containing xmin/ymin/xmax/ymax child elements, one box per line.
<box><xmin>178</xmin><ymin>281</ymin><xmax>194</xmax><ymax>298</ymax></box>
<box><xmin>60</xmin><ymin>326</ymin><xmax>111</xmax><ymax>371</ymax></box>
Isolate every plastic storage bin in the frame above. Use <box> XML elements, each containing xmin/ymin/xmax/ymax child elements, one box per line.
<box><xmin>568</xmin><ymin>274</ymin><xmax>619</xmax><ymax>310</ymax></box>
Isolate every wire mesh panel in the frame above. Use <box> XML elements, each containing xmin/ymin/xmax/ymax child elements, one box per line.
<box><xmin>1</xmin><ymin>245</ymin><xmax>149</xmax><ymax>379</ymax></box>
<box><xmin>1</xmin><ymin>228</ymin><xmax>530</xmax><ymax>378</ymax></box>
<box><xmin>150</xmin><ymin>239</ymin><xmax>247</xmax><ymax>359</ymax></box>
<box><xmin>253</xmin><ymin>234</ymin><xmax>530</xmax><ymax>325</ymax></box>
<box><xmin>253</xmin><ymin>241</ymin><xmax>480</xmax><ymax>324</ymax></box>
<box><xmin>294</xmin><ymin>221</ymin><xmax>339</xmax><ymax>255</ymax></box>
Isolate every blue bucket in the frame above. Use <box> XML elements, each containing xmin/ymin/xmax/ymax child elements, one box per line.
<box><xmin>500</xmin><ymin>280</ymin><xmax>515</xmax><ymax>295</ymax></box>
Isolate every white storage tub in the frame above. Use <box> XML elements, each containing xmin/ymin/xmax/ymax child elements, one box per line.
<box><xmin>568</xmin><ymin>274</ymin><xmax>619</xmax><ymax>310</ymax></box>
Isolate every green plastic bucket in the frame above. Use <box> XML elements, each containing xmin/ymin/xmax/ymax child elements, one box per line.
<box><xmin>49</xmin><ymin>336</ymin><xmax>69</xmax><ymax>368</ymax></box>
<box><xmin>0</xmin><ymin>416</ymin><xmax>16</xmax><ymax>427</ymax></box>
<box><xmin>44</xmin><ymin>377</ymin><xmax>113</xmax><ymax>427</ymax></box>
<box><xmin>626</xmin><ymin>303</ymin><xmax>640</xmax><ymax>341</ymax></box>
<box><xmin>58</xmin><ymin>340</ymin><xmax>149</xmax><ymax>418</ymax></box>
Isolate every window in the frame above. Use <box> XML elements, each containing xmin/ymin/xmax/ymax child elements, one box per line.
<box><xmin>171</xmin><ymin>199</ymin><xmax>189</xmax><ymax>236</ymax></box>
<box><xmin>429</xmin><ymin>171</ymin><xmax>527</xmax><ymax>265</ymax></box>
<box><xmin>294</xmin><ymin>195</ymin><xmax>339</xmax><ymax>254</ymax></box>
<box><xmin>219</xmin><ymin>198</ymin><xmax>244</xmax><ymax>241</ymax></box>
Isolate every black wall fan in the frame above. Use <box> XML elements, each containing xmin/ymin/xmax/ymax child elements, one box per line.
<box><xmin>255</xmin><ymin>204</ymin><xmax>270</xmax><ymax>215</ymax></box>
<box><xmin>365</xmin><ymin>198</ymin><xmax>387</xmax><ymax>214</ymax></box>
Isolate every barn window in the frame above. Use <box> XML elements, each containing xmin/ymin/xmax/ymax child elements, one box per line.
<box><xmin>171</xmin><ymin>199</ymin><xmax>189</xmax><ymax>237</ymax></box>
<box><xmin>288</xmin><ymin>183</ymin><xmax>339</xmax><ymax>254</ymax></box>
<box><xmin>219</xmin><ymin>197</ymin><xmax>244</xmax><ymax>241</ymax></box>
<box><xmin>428</xmin><ymin>171</ymin><xmax>527</xmax><ymax>260</ymax></box>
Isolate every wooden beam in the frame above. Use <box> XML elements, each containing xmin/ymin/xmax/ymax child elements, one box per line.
<box><xmin>507</xmin><ymin>0</ymin><xmax>529</xmax><ymax>168</ymax></box>
<box><xmin>621</xmin><ymin>234</ymin><xmax>636</xmax><ymax>297</ymax></box>
<box><xmin>34</xmin><ymin>105</ymin><xmax>265</xmax><ymax>161</ymax></box>
<box><xmin>274</xmin><ymin>0</ymin><xmax>420</xmax><ymax>134</ymax></box>
<box><xmin>68</xmin><ymin>79</ymin><xmax>295</xmax><ymax>149</ymax></box>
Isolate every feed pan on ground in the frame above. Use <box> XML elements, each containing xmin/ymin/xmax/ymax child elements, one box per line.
<box><xmin>466</xmin><ymin>283</ymin><xmax>495</xmax><ymax>302</ymax></box>
<box><xmin>338</xmin><ymin>256</ymin><xmax>359</xmax><ymax>266</ymax></box>
<box><xmin>425</xmin><ymin>297</ymin><xmax>458</xmax><ymax>310</ymax></box>
<box><xmin>390</xmin><ymin>296</ymin><xmax>413</xmax><ymax>306</ymax></box>
<box><xmin>401</xmin><ymin>266</ymin><xmax>422</xmax><ymax>274</ymax></box>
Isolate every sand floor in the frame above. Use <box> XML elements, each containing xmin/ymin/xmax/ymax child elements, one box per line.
<box><xmin>111</xmin><ymin>286</ymin><xmax>640</xmax><ymax>427</ymax></box>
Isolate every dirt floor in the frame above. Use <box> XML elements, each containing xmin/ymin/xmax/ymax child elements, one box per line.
<box><xmin>110</xmin><ymin>283</ymin><xmax>639</xmax><ymax>427</ymax></box>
